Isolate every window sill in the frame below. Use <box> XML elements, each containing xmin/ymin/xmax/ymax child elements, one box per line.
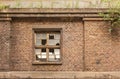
<box><xmin>32</xmin><ymin>61</ymin><xmax>62</xmax><ymax>65</ymax></box>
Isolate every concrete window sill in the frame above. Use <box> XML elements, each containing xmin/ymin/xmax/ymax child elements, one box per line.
<box><xmin>32</xmin><ymin>61</ymin><xmax>62</xmax><ymax>65</ymax></box>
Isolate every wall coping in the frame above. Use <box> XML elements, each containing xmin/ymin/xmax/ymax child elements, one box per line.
<box><xmin>0</xmin><ymin>8</ymin><xmax>108</xmax><ymax>18</ymax></box>
<box><xmin>0</xmin><ymin>71</ymin><xmax>120</xmax><ymax>79</ymax></box>
<box><xmin>0</xmin><ymin>8</ymin><xmax>108</xmax><ymax>13</ymax></box>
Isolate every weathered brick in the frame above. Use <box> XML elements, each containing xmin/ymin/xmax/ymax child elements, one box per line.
<box><xmin>0</xmin><ymin>21</ymin><xmax>11</xmax><ymax>71</ymax></box>
<box><xmin>10</xmin><ymin>18</ymin><xmax>83</xmax><ymax>71</ymax></box>
<box><xmin>85</xmin><ymin>21</ymin><xmax>120</xmax><ymax>71</ymax></box>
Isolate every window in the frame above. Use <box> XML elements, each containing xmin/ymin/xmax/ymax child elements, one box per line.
<box><xmin>33</xmin><ymin>30</ymin><xmax>61</xmax><ymax>64</ymax></box>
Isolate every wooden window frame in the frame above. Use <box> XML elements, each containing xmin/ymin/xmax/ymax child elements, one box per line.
<box><xmin>32</xmin><ymin>28</ymin><xmax>62</xmax><ymax>65</ymax></box>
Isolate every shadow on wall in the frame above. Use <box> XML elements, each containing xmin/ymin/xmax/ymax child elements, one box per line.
<box><xmin>111</xmin><ymin>26</ymin><xmax>120</xmax><ymax>43</ymax></box>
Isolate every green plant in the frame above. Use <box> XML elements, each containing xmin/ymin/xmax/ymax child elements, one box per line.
<box><xmin>34</xmin><ymin>1</ymin><xmax>43</xmax><ymax>8</ymax></box>
<box><xmin>99</xmin><ymin>0</ymin><xmax>120</xmax><ymax>32</ymax></box>
<box><xmin>14</xmin><ymin>0</ymin><xmax>21</xmax><ymax>8</ymax></box>
<box><xmin>64</xmin><ymin>1</ymin><xmax>71</xmax><ymax>8</ymax></box>
<box><xmin>0</xmin><ymin>4</ymin><xmax>9</xmax><ymax>9</ymax></box>
<box><xmin>51</xmin><ymin>2</ymin><xmax>54</xmax><ymax>8</ymax></box>
<box><xmin>74</xmin><ymin>0</ymin><xmax>79</xmax><ymax>8</ymax></box>
<box><xmin>28</xmin><ymin>2</ymin><xmax>34</xmax><ymax>8</ymax></box>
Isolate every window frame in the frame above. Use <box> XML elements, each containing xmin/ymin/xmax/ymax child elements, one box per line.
<box><xmin>32</xmin><ymin>28</ymin><xmax>62</xmax><ymax>65</ymax></box>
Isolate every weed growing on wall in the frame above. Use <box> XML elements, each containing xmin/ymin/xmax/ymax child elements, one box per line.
<box><xmin>14</xmin><ymin>0</ymin><xmax>22</xmax><ymax>8</ymax></box>
<box><xmin>100</xmin><ymin>0</ymin><xmax>120</xmax><ymax>32</ymax></box>
<box><xmin>0</xmin><ymin>4</ymin><xmax>9</xmax><ymax>9</ymax></box>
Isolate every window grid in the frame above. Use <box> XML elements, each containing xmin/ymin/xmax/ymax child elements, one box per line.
<box><xmin>34</xmin><ymin>32</ymin><xmax>61</xmax><ymax>62</ymax></box>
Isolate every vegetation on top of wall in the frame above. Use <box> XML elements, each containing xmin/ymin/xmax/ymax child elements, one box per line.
<box><xmin>100</xmin><ymin>0</ymin><xmax>120</xmax><ymax>32</ymax></box>
<box><xmin>0</xmin><ymin>0</ymin><xmax>113</xmax><ymax>8</ymax></box>
<box><xmin>0</xmin><ymin>0</ymin><xmax>120</xmax><ymax>32</ymax></box>
<box><xmin>0</xmin><ymin>4</ymin><xmax>9</xmax><ymax>10</ymax></box>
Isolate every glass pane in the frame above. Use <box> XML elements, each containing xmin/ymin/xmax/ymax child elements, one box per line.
<box><xmin>56</xmin><ymin>55</ymin><xmax>60</xmax><ymax>58</ymax></box>
<box><xmin>35</xmin><ymin>49</ymin><xmax>42</xmax><ymax>60</ymax></box>
<box><xmin>41</xmin><ymin>53</ymin><xmax>46</xmax><ymax>58</ymax></box>
<box><xmin>49</xmin><ymin>55</ymin><xmax>56</xmax><ymax>61</ymax></box>
<box><xmin>49</xmin><ymin>48</ymin><xmax>55</xmax><ymax>61</ymax></box>
<box><xmin>35</xmin><ymin>49</ymin><xmax>41</xmax><ymax>55</ymax></box>
<box><xmin>41</xmin><ymin>33</ymin><xmax>47</xmax><ymax>45</ymax></box>
<box><xmin>48</xmin><ymin>39</ymin><xmax>60</xmax><ymax>45</ymax></box>
<box><xmin>36</xmin><ymin>39</ymin><xmax>41</xmax><ymax>45</ymax></box>
<box><xmin>54</xmin><ymin>49</ymin><xmax>60</xmax><ymax>54</ymax></box>
<box><xmin>55</xmin><ymin>34</ymin><xmax>60</xmax><ymax>39</ymax></box>
<box><xmin>36</xmin><ymin>54</ymin><xmax>42</xmax><ymax>59</ymax></box>
<box><xmin>49</xmin><ymin>48</ymin><xmax>54</xmax><ymax>52</ymax></box>
<box><xmin>49</xmin><ymin>55</ymin><xmax>54</xmax><ymax>58</ymax></box>
<box><xmin>49</xmin><ymin>34</ymin><xmax>54</xmax><ymax>39</ymax></box>
<box><xmin>41</xmin><ymin>33</ymin><xmax>46</xmax><ymax>39</ymax></box>
<box><xmin>48</xmin><ymin>48</ymin><xmax>60</xmax><ymax>62</ymax></box>
<box><xmin>35</xmin><ymin>32</ymin><xmax>60</xmax><ymax>62</ymax></box>
<box><xmin>41</xmin><ymin>48</ymin><xmax>46</xmax><ymax>59</ymax></box>
<box><xmin>35</xmin><ymin>33</ymin><xmax>47</xmax><ymax>46</ymax></box>
<box><xmin>55</xmin><ymin>49</ymin><xmax>60</xmax><ymax>59</ymax></box>
<box><xmin>41</xmin><ymin>48</ymin><xmax>46</xmax><ymax>52</ymax></box>
<box><xmin>41</xmin><ymin>39</ymin><xmax>47</xmax><ymax>45</ymax></box>
<box><xmin>36</xmin><ymin>33</ymin><xmax>41</xmax><ymax>39</ymax></box>
<box><xmin>35</xmin><ymin>48</ymin><xmax>47</xmax><ymax>61</ymax></box>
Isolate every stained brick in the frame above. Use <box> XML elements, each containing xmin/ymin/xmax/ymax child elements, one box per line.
<box><xmin>10</xmin><ymin>18</ymin><xmax>84</xmax><ymax>71</ymax></box>
<box><xmin>0</xmin><ymin>21</ymin><xmax>11</xmax><ymax>71</ymax></box>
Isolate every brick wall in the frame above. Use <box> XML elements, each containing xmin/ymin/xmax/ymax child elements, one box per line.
<box><xmin>0</xmin><ymin>20</ymin><xmax>11</xmax><ymax>71</ymax></box>
<box><xmin>0</xmin><ymin>9</ymin><xmax>120</xmax><ymax>73</ymax></box>
<box><xmin>10</xmin><ymin>18</ymin><xmax>83</xmax><ymax>71</ymax></box>
<box><xmin>84</xmin><ymin>21</ymin><xmax>120</xmax><ymax>71</ymax></box>
<box><xmin>9</xmin><ymin>18</ymin><xmax>120</xmax><ymax>71</ymax></box>
<box><xmin>1</xmin><ymin>17</ymin><xmax>120</xmax><ymax>72</ymax></box>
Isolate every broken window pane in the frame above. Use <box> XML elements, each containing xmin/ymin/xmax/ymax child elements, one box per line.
<box><xmin>35</xmin><ymin>49</ymin><xmax>42</xmax><ymax>60</ymax></box>
<box><xmin>49</xmin><ymin>34</ymin><xmax>54</xmax><ymax>39</ymax></box>
<box><xmin>41</xmin><ymin>34</ymin><xmax>47</xmax><ymax>45</ymax></box>
<box><xmin>36</xmin><ymin>33</ymin><xmax>47</xmax><ymax>46</ymax></box>
<box><xmin>48</xmin><ymin>39</ymin><xmax>60</xmax><ymax>45</ymax></box>
<box><xmin>36</xmin><ymin>54</ymin><xmax>42</xmax><ymax>60</ymax></box>
<box><xmin>35</xmin><ymin>32</ymin><xmax>61</xmax><ymax>62</ymax></box>
<box><xmin>41</xmin><ymin>39</ymin><xmax>47</xmax><ymax>45</ymax></box>
<box><xmin>36</xmin><ymin>48</ymin><xmax>47</xmax><ymax>61</ymax></box>
<box><xmin>48</xmin><ymin>48</ymin><xmax>60</xmax><ymax>62</ymax></box>
<box><xmin>41</xmin><ymin>48</ymin><xmax>47</xmax><ymax>59</ymax></box>
<box><xmin>42</xmin><ymin>48</ymin><xmax>46</xmax><ymax>52</ymax></box>
<box><xmin>49</xmin><ymin>48</ymin><xmax>55</xmax><ymax>61</ymax></box>
<box><xmin>49</xmin><ymin>48</ymin><xmax>54</xmax><ymax>53</ymax></box>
